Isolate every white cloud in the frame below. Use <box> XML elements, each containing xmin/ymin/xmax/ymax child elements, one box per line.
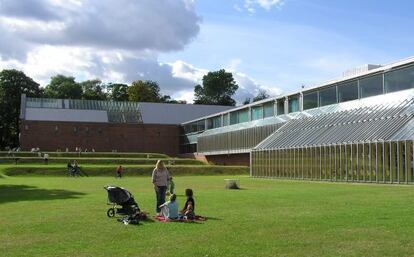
<box><xmin>243</xmin><ymin>0</ymin><xmax>284</xmax><ymax>13</ymax></box>
<box><xmin>0</xmin><ymin>0</ymin><xmax>279</xmax><ymax>104</ymax></box>
<box><xmin>0</xmin><ymin>0</ymin><xmax>200</xmax><ymax>56</ymax></box>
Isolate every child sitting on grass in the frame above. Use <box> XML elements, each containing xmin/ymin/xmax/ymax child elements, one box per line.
<box><xmin>181</xmin><ymin>188</ymin><xmax>195</xmax><ymax>220</ymax></box>
<box><xmin>159</xmin><ymin>194</ymin><xmax>179</xmax><ymax>220</ymax></box>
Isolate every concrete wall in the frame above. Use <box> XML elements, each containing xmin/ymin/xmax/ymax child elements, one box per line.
<box><xmin>25</xmin><ymin>108</ymin><xmax>108</xmax><ymax>123</ymax></box>
<box><xmin>204</xmin><ymin>153</ymin><xmax>250</xmax><ymax>166</ymax></box>
<box><xmin>20</xmin><ymin>120</ymin><xmax>180</xmax><ymax>156</ymax></box>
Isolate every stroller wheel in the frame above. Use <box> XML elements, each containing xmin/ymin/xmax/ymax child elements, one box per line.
<box><xmin>107</xmin><ymin>208</ymin><xmax>115</xmax><ymax>218</ymax></box>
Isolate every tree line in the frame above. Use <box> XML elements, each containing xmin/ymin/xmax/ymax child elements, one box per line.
<box><xmin>0</xmin><ymin>68</ymin><xmax>270</xmax><ymax>149</ymax></box>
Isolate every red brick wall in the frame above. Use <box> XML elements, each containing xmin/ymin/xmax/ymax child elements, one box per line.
<box><xmin>204</xmin><ymin>153</ymin><xmax>250</xmax><ymax>166</ymax></box>
<box><xmin>20</xmin><ymin>120</ymin><xmax>180</xmax><ymax>156</ymax></box>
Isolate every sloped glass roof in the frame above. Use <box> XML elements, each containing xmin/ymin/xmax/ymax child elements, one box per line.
<box><xmin>255</xmin><ymin>89</ymin><xmax>414</xmax><ymax>150</ymax></box>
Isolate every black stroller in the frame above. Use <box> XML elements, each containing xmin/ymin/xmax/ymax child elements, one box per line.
<box><xmin>104</xmin><ymin>186</ymin><xmax>140</xmax><ymax>218</ymax></box>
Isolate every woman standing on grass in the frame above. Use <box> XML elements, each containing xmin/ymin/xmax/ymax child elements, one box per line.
<box><xmin>152</xmin><ymin>160</ymin><xmax>170</xmax><ymax>216</ymax></box>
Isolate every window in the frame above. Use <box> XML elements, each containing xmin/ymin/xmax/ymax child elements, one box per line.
<box><xmin>385</xmin><ymin>65</ymin><xmax>414</xmax><ymax>93</ymax></box>
<box><xmin>251</xmin><ymin>106</ymin><xmax>263</xmax><ymax>120</ymax></box>
<box><xmin>197</xmin><ymin>120</ymin><xmax>205</xmax><ymax>131</ymax></box>
<box><xmin>277</xmin><ymin>99</ymin><xmax>285</xmax><ymax>115</ymax></box>
<box><xmin>230</xmin><ymin>112</ymin><xmax>238</xmax><ymax>125</ymax></box>
<box><xmin>359</xmin><ymin>74</ymin><xmax>383</xmax><ymax>98</ymax></box>
<box><xmin>263</xmin><ymin>102</ymin><xmax>274</xmax><ymax>118</ymax></box>
<box><xmin>319</xmin><ymin>87</ymin><xmax>337</xmax><ymax>106</ymax></box>
<box><xmin>223</xmin><ymin>114</ymin><xmax>229</xmax><ymax>126</ymax></box>
<box><xmin>303</xmin><ymin>92</ymin><xmax>318</xmax><ymax>110</ymax></box>
<box><xmin>238</xmin><ymin>108</ymin><xmax>249</xmax><ymax>123</ymax></box>
<box><xmin>288</xmin><ymin>95</ymin><xmax>300</xmax><ymax>113</ymax></box>
<box><xmin>207</xmin><ymin>116</ymin><xmax>221</xmax><ymax>129</ymax></box>
<box><xmin>338</xmin><ymin>80</ymin><xmax>358</xmax><ymax>102</ymax></box>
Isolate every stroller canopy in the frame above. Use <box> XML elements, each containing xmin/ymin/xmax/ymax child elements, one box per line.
<box><xmin>104</xmin><ymin>186</ymin><xmax>133</xmax><ymax>204</ymax></box>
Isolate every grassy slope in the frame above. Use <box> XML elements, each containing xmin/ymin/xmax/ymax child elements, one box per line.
<box><xmin>1</xmin><ymin>173</ymin><xmax>414</xmax><ymax>256</ymax></box>
<box><xmin>1</xmin><ymin>164</ymin><xmax>248</xmax><ymax>176</ymax></box>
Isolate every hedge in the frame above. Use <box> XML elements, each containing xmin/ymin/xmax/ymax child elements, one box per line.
<box><xmin>3</xmin><ymin>165</ymin><xmax>249</xmax><ymax>177</ymax></box>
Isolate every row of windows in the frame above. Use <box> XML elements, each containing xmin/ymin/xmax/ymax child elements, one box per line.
<box><xmin>183</xmin><ymin>63</ymin><xmax>414</xmax><ymax>134</ymax></box>
<box><xmin>303</xmin><ymin>65</ymin><xmax>414</xmax><ymax>110</ymax></box>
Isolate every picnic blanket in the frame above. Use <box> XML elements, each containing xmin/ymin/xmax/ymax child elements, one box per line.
<box><xmin>155</xmin><ymin>215</ymin><xmax>207</xmax><ymax>222</ymax></box>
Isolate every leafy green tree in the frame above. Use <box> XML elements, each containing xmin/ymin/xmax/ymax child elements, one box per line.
<box><xmin>128</xmin><ymin>80</ymin><xmax>163</xmax><ymax>102</ymax></box>
<box><xmin>44</xmin><ymin>75</ymin><xmax>82</xmax><ymax>99</ymax></box>
<box><xmin>0</xmin><ymin>69</ymin><xmax>41</xmax><ymax>148</ymax></box>
<box><xmin>194</xmin><ymin>69</ymin><xmax>238</xmax><ymax>106</ymax></box>
<box><xmin>80</xmin><ymin>79</ymin><xmax>107</xmax><ymax>100</ymax></box>
<box><xmin>108</xmin><ymin>83</ymin><xmax>129</xmax><ymax>101</ymax></box>
<box><xmin>253</xmin><ymin>89</ymin><xmax>270</xmax><ymax>102</ymax></box>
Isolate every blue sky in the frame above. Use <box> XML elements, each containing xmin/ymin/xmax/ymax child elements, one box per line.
<box><xmin>0</xmin><ymin>0</ymin><xmax>413</xmax><ymax>103</ymax></box>
<box><xmin>162</xmin><ymin>0</ymin><xmax>414</xmax><ymax>94</ymax></box>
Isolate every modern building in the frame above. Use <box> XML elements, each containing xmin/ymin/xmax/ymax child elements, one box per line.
<box><xmin>180</xmin><ymin>56</ymin><xmax>414</xmax><ymax>183</ymax></box>
<box><xmin>20</xmin><ymin>56</ymin><xmax>414</xmax><ymax>183</ymax></box>
<box><xmin>19</xmin><ymin>96</ymin><xmax>232</xmax><ymax>156</ymax></box>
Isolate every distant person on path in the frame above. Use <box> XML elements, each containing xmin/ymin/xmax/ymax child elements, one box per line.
<box><xmin>152</xmin><ymin>160</ymin><xmax>170</xmax><ymax>216</ymax></box>
<box><xmin>43</xmin><ymin>153</ymin><xmax>49</xmax><ymax>165</ymax></box>
<box><xmin>116</xmin><ymin>165</ymin><xmax>123</xmax><ymax>178</ymax></box>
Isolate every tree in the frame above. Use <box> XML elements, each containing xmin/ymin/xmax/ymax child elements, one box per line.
<box><xmin>44</xmin><ymin>75</ymin><xmax>82</xmax><ymax>99</ymax></box>
<box><xmin>80</xmin><ymin>79</ymin><xmax>108</xmax><ymax>100</ymax></box>
<box><xmin>253</xmin><ymin>89</ymin><xmax>270</xmax><ymax>102</ymax></box>
<box><xmin>193</xmin><ymin>69</ymin><xmax>238</xmax><ymax>106</ymax></box>
<box><xmin>108</xmin><ymin>83</ymin><xmax>129</xmax><ymax>101</ymax></box>
<box><xmin>127</xmin><ymin>80</ymin><xmax>164</xmax><ymax>102</ymax></box>
<box><xmin>242</xmin><ymin>97</ymin><xmax>251</xmax><ymax>105</ymax></box>
<box><xmin>0</xmin><ymin>69</ymin><xmax>41</xmax><ymax>148</ymax></box>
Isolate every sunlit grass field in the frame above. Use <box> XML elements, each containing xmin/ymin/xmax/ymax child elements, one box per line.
<box><xmin>1</xmin><ymin>170</ymin><xmax>414</xmax><ymax>256</ymax></box>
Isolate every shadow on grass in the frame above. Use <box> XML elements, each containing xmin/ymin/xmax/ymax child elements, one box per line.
<box><xmin>0</xmin><ymin>184</ymin><xmax>86</xmax><ymax>204</ymax></box>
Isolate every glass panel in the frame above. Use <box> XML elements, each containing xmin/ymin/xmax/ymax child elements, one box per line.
<box><xmin>319</xmin><ymin>87</ymin><xmax>337</xmax><ymax>106</ymax></box>
<box><xmin>303</xmin><ymin>92</ymin><xmax>318</xmax><ymax>110</ymax></box>
<box><xmin>359</xmin><ymin>74</ymin><xmax>383</xmax><ymax>98</ymax></box>
<box><xmin>277</xmin><ymin>99</ymin><xmax>285</xmax><ymax>115</ymax></box>
<box><xmin>211</xmin><ymin>116</ymin><xmax>221</xmax><ymax>128</ymax></box>
<box><xmin>230</xmin><ymin>112</ymin><xmax>238</xmax><ymax>125</ymax></box>
<box><xmin>385</xmin><ymin>65</ymin><xmax>414</xmax><ymax>93</ymax></box>
<box><xmin>288</xmin><ymin>95</ymin><xmax>300</xmax><ymax>113</ymax></box>
<box><xmin>338</xmin><ymin>80</ymin><xmax>358</xmax><ymax>102</ymax></box>
<box><xmin>238</xmin><ymin>108</ymin><xmax>249</xmax><ymax>123</ymax></box>
<box><xmin>263</xmin><ymin>102</ymin><xmax>274</xmax><ymax>118</ymax></box>
<box><xmin>206</xmin><ymin>119</ymin><xmax>213</xmax><ymax>129</ymax></box>
<box><xmin>251</xmin><ymin>105</ymin><xmax>263</xmax><ymax>120</ymax></box>
<box><xmin>223</xmin><ymin>114</ymin><xmax>229</xmax><ymax>126</ymax></box>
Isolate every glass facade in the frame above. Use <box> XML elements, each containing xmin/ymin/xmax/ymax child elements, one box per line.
<box><xmin>230</xmin><ymin>108</ymin><xmax>249</xmax><ymax>125</ymax></box>
<box><xmin>288</xmin><ymin>95</ymin><xmax>300</xmax><ymax>113</ymax></box>
<box><xmin>207</xmin><ymin>116</ymin><xmax>221</xmax><ymax>129</ymax></box>
<box><xmin>303</xmin><ymin>92</ymin><xmax>318</xmax><ymax>110</ymax></box>
<box><xmin>251</xmin><ymin>140</ymin><xmax>414</xmax><ymax>184</ymax></box>
<box><xmin>251</xmin><ymin>106</ymin><xmax>263</xmax><ymax>120</ymax></box>
<box><xmin>359</xmin><ymin>74</ymin><xmax>383</xmax><ymax>98</ymax></box>
<box><xmin>338</xmin><ymin>81</ymin><xmax>358</xmax><ymax>102</ymax></box>
<box><xmin>319</xmin><ymin>87</ymin><xmax>337</xmax><ymax>106</ymax></box>
<box><xmin>263</xmin><ymin>102</ymin><xmax>274</xmax><ymax>118</ymax></box>
<box><xmin>385</xmin><ymin>65</ymin><xmax>414</xmax><ymax>93</ymax></box>
<box><xmin>183</xmin><ymin>63</ymin><xmax>414</xmax><ymax>137</ymax></box>
<box><xmin>277</xmin><ymin>100</ymin><xmax>285</xmax><ymax>115</ymax></box>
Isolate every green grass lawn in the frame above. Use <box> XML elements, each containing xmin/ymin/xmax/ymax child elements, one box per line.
<box><xmin>2</xmin><ymin>174</ymin><xmax>414</xmax><ymax>256</ymax></box>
